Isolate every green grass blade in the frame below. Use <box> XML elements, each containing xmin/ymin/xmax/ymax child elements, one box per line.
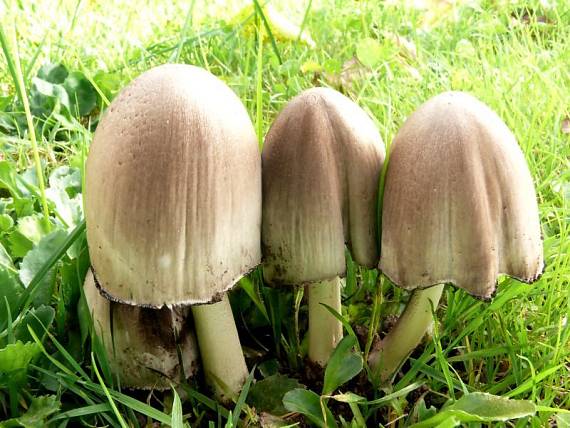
<box><xmin>0</xmin><ymin>25</ymin><xmax>51</xmax><ymax>230</ymax></box>
<box><xmin>181</xmin><ymin>384</ymin><xmax>230</xmax><ymax>418</ymax></box>
<box><xmin>23</xmin><ymin>31</ymin><xmax>47</xmax><ymax>81</ymax></box>
<box><xmin>171</xmin><ymin>0</ymin><xmax>196</xmax><ymax>63</ymax></box>
<box><xmin>365</xmin><ymin>381</ymin><xmax>424</xmax><ymax>407</ymax></box>
<box><xmin>252</xmin><ymin>0</ymin><xmax>282</xmax><ymax>64</ymax></box>
<box><xmin>4</xmin><ymin>296</ymin><xmax>14</xmax><ymax>344</ymax></box>
<box><xmin>296</xmin><ymin>0</ymin><xmax>313</xmax><ymax>45</ymax></box>
<box><xmin>32</xmin><ymin>365</ymin><xmax>118</xmax><ymax>427</ymax></box>
<box><xmin>171</xmin><ymin>387</ymin><xmax>184</xmax><ymax>428</ymax></box>
<box><xmin>91</xmin><ymin>353</ymin><xmax>128</xmax><ymax>428</ymax></box>
<box><xmin>103</xmin><ymin>388</ymin><xmax>172</xmax><ymax>424</ymax></box>
<box><xmin>28</xmin><ymin>326</ymin><xmax>77</xmax><ymax>376</ymax></box>
<box><xmin>40</xmin><ymin>318</ymin><xmax>90</xmax><ymax>379</ymax></box>
<box><xmin>49</xmin><ymin>403</ymin><xmax>113</xmax><ymax>422</ymax></box>
<box><xmin>231</xmin><ymin>366</ymin><xmax>255</xmax><ymax>427</ymax></box>
<box><xmin>321</xmin><ymin>303</ymin><xmax>360</xmax><ymax>352</ymax></box>
<box><xmin>505</xmin><ymin>364</ymin><xmax>565</xmax><ymax>398</ymax></box>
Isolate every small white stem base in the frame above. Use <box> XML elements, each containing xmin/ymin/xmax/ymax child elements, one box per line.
<box><xmin>192</xmin><ymin>294</ymin><xmax>248</xmax><ymax>402</ymax></box>
<box><xmin>308</xmin><ymin>277</ymin><xmax>344</xmax><ymax>367</ymax></box>
<box><xmin>368</xmin><ymin>285</ymin><xmax>444</xmax><ymax>384</ymax></box>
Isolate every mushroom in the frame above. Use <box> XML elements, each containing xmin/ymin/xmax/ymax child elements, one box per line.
<box><xmin>369</xmin><ymin>91</ymin><xmax>543</xmax><ymax>383</ymax></box>
<box><xmin>84</xmin><ymin>269</ymin><xmax>198</xmax><ymax>389</ymax></box>
<box><xmin>85</xmin><ymin>64</ymin><xmax>260</xmax><ymax>400</ymax></box>
<box><xmin>262</xmin><ymin>87</ymin><xmax>385</xmax><ymax>366</ymax></box>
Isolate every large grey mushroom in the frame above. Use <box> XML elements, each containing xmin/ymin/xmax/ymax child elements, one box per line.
<box><xmin>84</xmin><ymin>269</ymin><xmax>198</xmax><ymax>389</ymax></box>
<box><xmin>369</xmin><ymin>91</ymin><xmax>543</xmax><ymax>383</ymax></box>
<box><xmin>262</xmin><ymin>87</ymin><xmax>385</xmax><ymax>366</ymax></box>
<box><xmin>85</xmin><ymin>64</ymin><xmax>260</xmax><ymax>400</ymax></box>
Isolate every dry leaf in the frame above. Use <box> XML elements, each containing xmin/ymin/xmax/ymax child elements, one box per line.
<box><xmin>562</xmin><ymin>117</ymin><xmax>570</xmax><ymax>134</ymax></box>
<box><xmin>326</xmin><ymin>56</ymin><xmax>370</xmax><ymax>89</ymax></box>
<box><xmin>300</xmin><ymin>60</ymin><xmax>323</xmax><ymax>74</ymax></box>
<box><xmin>384</xmin><ymin>31</ymin><xmax>417</xmax><ymax>60</ymax></box>
<box><xmin>231</xmin><ymin>4</ymin><xmax>316</xmax><ymax>47</ymax></box>
<box><xmin>403</xmin><ymin>64</ymin><xmax>422</xmax><ymax>81</ymax></box>
<box><xmin>512</xmin><ymin>8</ymin><xmax>552</xmax><ymax>25</ymax></box>
<box><xmin>385</xmin><ymin>0</ymin><xmax>474</xmax><ymax>29</ymax></box>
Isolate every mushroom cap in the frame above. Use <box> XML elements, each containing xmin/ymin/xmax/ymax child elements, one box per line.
<box><xmin>83</xmin><ymin>269</ymin><xmax>199</xmax><ymax>390</ymax></box>
<box><xmin>380</xmin><ymin>91</ymin><xmax>543</xmax><ymax>299</ymax></box>
<box><xmin>262</xmin><ymin>87</ymin><xmax>385</xmax><ymax>285</ymax></box>
<box><xmin>85</xmin><ymin>64</ymin><xmax>261</xmax><ymax>307</ymax></box>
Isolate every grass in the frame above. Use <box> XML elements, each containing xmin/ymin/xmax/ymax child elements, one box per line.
<box><xmin>0</xmin><ymin>0</ymin><xmax>569</xmax><ymax>426</ymax></box>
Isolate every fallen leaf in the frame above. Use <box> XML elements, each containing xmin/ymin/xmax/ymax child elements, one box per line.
<box><xmin>384</xmin><ymin>31</ymin><xmax>417</xmax><ymax>60</ymax></box>
<box><xmin>248</xmin><ymin>374</ymin><xmax>304</xmax><ymax>416</ymax></box>
<box><xmin>231</xmin><ymin>4</ymin><xmax>315</xmax><ymax>47</ymax></box>
<box><xmin>455</xmin><ymin>39</ymin><xmax>476</xmax><ymax>58</ymax></box>
<box><xmin>403</xmin><ymin>64</ymin><xmax>422</xmax><ymax>81</ymax></box>
<box><xmin>561</xmin><ymin>117</ymin><xmax>570</xmax><ymax>134</ymax></box>
<box><xmin>511</xmin><ymin>8</ymin><xmax>552</xmax><ymax>25</ymax></box>
<box><xmin>451</xmin><ymin>69</ymin><xmax>471</xmax><ymax>88</ymax></box>
<box><xmin>260</xmin><ymin>412</ymin><xmax>290</xmax><ymax>428</ymax></box>
<box><xmin>385</xmin><ymin>0</ymin><xmax>472</xmax><ymax>29</ymax></box>
<box><xmin>301</xmin><ymin>60</ymin><xmax>323</xmax><ymax>74</ymax></box>
<box><xmin>356</xmin><ymin>37</ymin><xmax>384</xmax><ymax>68</ymax></box>
<box><xmin>326</xmin><ymin>56</ymin><xmax>370</xmax><ymax>90</ymax></box>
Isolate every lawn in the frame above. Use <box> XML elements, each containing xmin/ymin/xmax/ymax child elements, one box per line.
<box><xmin>0</xmin><ymin>0</ymin><xmax>569</xmax><ymax>426</ymax></box>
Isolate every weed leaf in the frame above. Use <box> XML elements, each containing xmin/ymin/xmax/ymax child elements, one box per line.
<box><xmin>37</xmin><ymin>63</ymin><xmax>68</xmax><ymax>84</ymax></box>
<box><xmin>0</xmin><ymin>395</ymin><xmax>60</xmax><ymax>427</ymax></box>
<box><xmin>283</xmin><ymin>388</ymin><xmax>337</xmax><ymax>428</ymax></box>
<box><xmin>0</xmin><ymin>341</ymin><xmax>40</xmax><ymax>377</ymax></box>
<box><xmin>13</xmin><ymin>305</ymin><xmax>55</xmax><ymax>343</ymax></box>
<box><xmin>19</xmin><ymin>229</ymin><xmax>68</xmax><ymax>306</ymax></box>
<box><xmin>0</xmin><ymin>161</ymin><xmax>21</xmax><ymax>197</ymax></box>
<box><xmin>410</xmin><ymin>392</ymin><xmax>537</xmax><ymax>427</ymax></box>
<box><xmin>356</xmin><ymin>37</ymin><xmax>383</xmax><ymax>68</ymax></box>
<box><xmin>63</xmin><ymin>71</ymin><xmax>98</xmax><ymax>116</ymax></box>
<box><xmin>0</xmin><ymin>268</ymin><xmax>24</xmax><ymax>331</ymax></box>
<box><xmin>247</xmin><ymin>374</ymin><xmax>303</xmax><ymax>416</ymax></box>
<box><xmin>323</xmin><ymin>335</ymin><xmax>363</xmax><ymax>395</ymax></box>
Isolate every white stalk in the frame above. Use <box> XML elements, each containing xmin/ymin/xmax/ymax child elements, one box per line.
<box><xmin>308</xmin><ymin>277</ymin><xmax>344</xmax><ymax>366</ymax></box>
<box><xmin>368</xmin><ymin>285</ymin><xmax>444</xmax><ymax>384</ymax></box>
<box><xmin>191</xmin><ymin>294</ymin><xmax>248</xmax><ymax>402</ymax></box>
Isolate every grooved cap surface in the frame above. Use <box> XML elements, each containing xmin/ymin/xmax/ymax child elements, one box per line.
<box><xmin>380</xmin><ymin>91</ymin><xmax>543</xmax><ymax>299</ymax></box>
<box><xmin>85</xmin><ymin>64</ymin><xmax>261</xmax><ymax>306</ymax></box>
<box><xmin>262</xmin><ymin>87</ymin><xmax>385</xmax><ymax>284</ymax></box>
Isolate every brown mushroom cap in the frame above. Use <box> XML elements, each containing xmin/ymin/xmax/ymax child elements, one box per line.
<box><xmin>262</xmin><ymin>87</ymin><xmax>385</xmax><ymax>285</ymax></box>
<box><xmin>83</xmin><ymin>269</ymin><xmax>198</xmax><ymax>390</ymax></box>
<box><xmin>380</xmin><ymin>91</ymin><xmax>543</xmax><ymax>299</ymax></box>
<box><xmin>86</xmin><ymin>64</ymin><xmax>261</xmax><ymax>307</ymax></box>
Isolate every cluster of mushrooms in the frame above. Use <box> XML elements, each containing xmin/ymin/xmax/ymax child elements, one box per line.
<box><xmin>83</xmin><ymin>64</ymin><xmax>543</xmax><ymax>401</ymax></box>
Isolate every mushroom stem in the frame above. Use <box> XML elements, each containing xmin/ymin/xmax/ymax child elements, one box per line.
<box><xmin>191</xmin><ymin>294</ymin><xmax>248</xmax><ymax>402</ymax></box>
<box><xmin>368</xmin><ymin>284</ymin><xmax>444</xmax><ymax>384</ymax></box>
<box><xmin>308</xmin><ymin>277</ymin><xmax>344</xmax><ymax>366</ymax></box>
